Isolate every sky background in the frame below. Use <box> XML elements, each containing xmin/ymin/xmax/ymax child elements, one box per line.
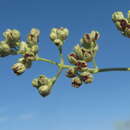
<box><xmin>0</xmin><ymin>0</ymin><xmax>130</xmax><ymax>130</ymax></box>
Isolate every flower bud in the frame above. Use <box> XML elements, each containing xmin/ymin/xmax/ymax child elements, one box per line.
<box><xmin>18</xmin><ymin>41</ymin><xmax>28</xmax><ymax>54</ymax></box>
<box><xmin>123</xmin><ymin>28</ymin><xmax>130</xmax><ymax>38</ymax></box>
<box><xmin>73</xmin><ymin>44</ymin><xmax>84</xmax><ymax>59</ymax></box>
<box><xmin>75</xmin><ymin>60</ymin><xmax>87</xmax><ymax>71</ymax></box>
<box><xmin>68</xmin><ymin>53</ymin><xmax>78</xmax><ymax>65</ymax></box>
<box><xmin>38</xmin><ymin>75</ymin><xmax>49</xmax><ymax>86</ymax></box>
<box><xmin>3</xmin><ymin>29</ymin><xmax>20</xmax><ymax>42</ymax></box>
<box><xmin>57</xmin><ymin>28</ymin><xmax>69</xmax><ymax>40</ymax></box>
<box><xmin>27</xmin><ymin>28</ymin><xmax>40</xmax><ymax>45</ymax></box>
<box><xmin>53</xmin><ymin>39</ymin><xmax>63</xmax><ymax>46</ymax></box>
<box><xmin>38</xmin><ymin>85</ymin><xmax>51</xmax><ymax>97</ymax></box>
<box><xmin>31</xmin><ymin>45</ymin><xmax>39</xmax><ymax>54</ymax></box>
<box><xmin>112</xmin><ymin>11</ymin><xmax>125</xmax><ymax>22</ymax></box>
<box><xmin>119</xmin><ymin>19</ymin><xmax>128</xmax><ymax>31</ymax></box>
<box><xmin>49</xmin><ymin>32</ymin><xmax>57</xmax><ymax>41</ymax></box>
<box><xmin>66</xmin><ymin>67</ymin><xmax>77</xmax><ymax>78</ymax></box>
<box><xmin>32</xmin><ymin>78</ymin><xmax>39</xmax><ymax>88</ymax></box>
<box><xmin>83</xmin><ymin>49</ymin><xmax>94</xmax><ymax>62</ymax></box>
<box><xmin>51</xmin><ymin>28</ymin><xmax>57</xmax><ymax>33</ymax></box>
<box><xmin>82</xmin><ymin>34</ymin><xmax>91</xmax><ymax>44</ymax></box>
<box><xmin>24</xmin><ymin>51</ymin><xmax>36</xmax><ymax>62</ymax></box>
<box><xmin>0</xmin><ymin>42</ymin><xmax>11</xmax><ymax>57</ymax></box>
<box><xmin>81</xmin><ymin>31</ymin><xmax>100</xmax><ymax>49</ymax></box>
<box><xmin>30</xmin><ymin>28</ymin><xmax>40</xmax><ymax>36</ymax></box>
<box><xmin>80</xmin><ymin>72</ymin><xmax>93</xmax><ymax>83</ymax></box>
<box><xmin>115</xmin><ymin>21</ymin><xmax>123</xmax><ymax>31</ymax></box>
<box><xmin>12</xmin><ymin>63</ymin><xmax>26</xmax><ymax>75</ymax></box>
<box><xmin>89</xmin><ymin>31</ymin><xmax>100</xmax><ymax>41</ymax></box>
<box><xmin>72</xmin><ymin>76</ymin><xmax>82</xmax><ymax>88</ymax></box>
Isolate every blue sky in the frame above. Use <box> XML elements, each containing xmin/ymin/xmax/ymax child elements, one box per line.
<box><xmin>0</xmin><ymin>0</ymin><xmax>130</xmax><ymax>130</ymax></box>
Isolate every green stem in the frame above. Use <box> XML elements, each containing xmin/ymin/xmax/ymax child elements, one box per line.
<box><xmin>35</xmin><ymin>57</ymin><xmax>130</xmax><ymax>73</ymax></box>
<box><xmin>36</xmin><ymin>56</ymin><xmax>71</xmax><ymax>69</ymax></box>
<box><xmin>97</xmin><ymin>67</ymin><xmax>130</xmax><ymax>73</ymax></box>
<box><xmin>52</xmin><ymin>47</ymin><xmax>65</xmax><ymax>84</ymax></box>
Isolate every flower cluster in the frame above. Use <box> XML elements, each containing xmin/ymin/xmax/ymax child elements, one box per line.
<box><xmin>67</xmin><ymin>31</ymin><xmax>100</xmax><ymax>88</ymax></box>
<box><xmin>112</xmin><ymin>11</ymin><xmax>130</xmax><ymax>38</ymax></box>
<box><xmin>0</xmin><ymin>29</ymin><xmax>20</xmax><ymax>57</ymax></box>
<box><xmin>10</xmin><ymin>28</ymin><xmax>40</xmax><ymax>75</ymax></box>
<box><xmin>49</xmin><ymin>27</ymin><xmax>69</xmax><ymax>47</ymax></box>
<box><xmin>32</xmin><ymin>75</ymin><xmax>55</xmax><ymax>97</ymax></box>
